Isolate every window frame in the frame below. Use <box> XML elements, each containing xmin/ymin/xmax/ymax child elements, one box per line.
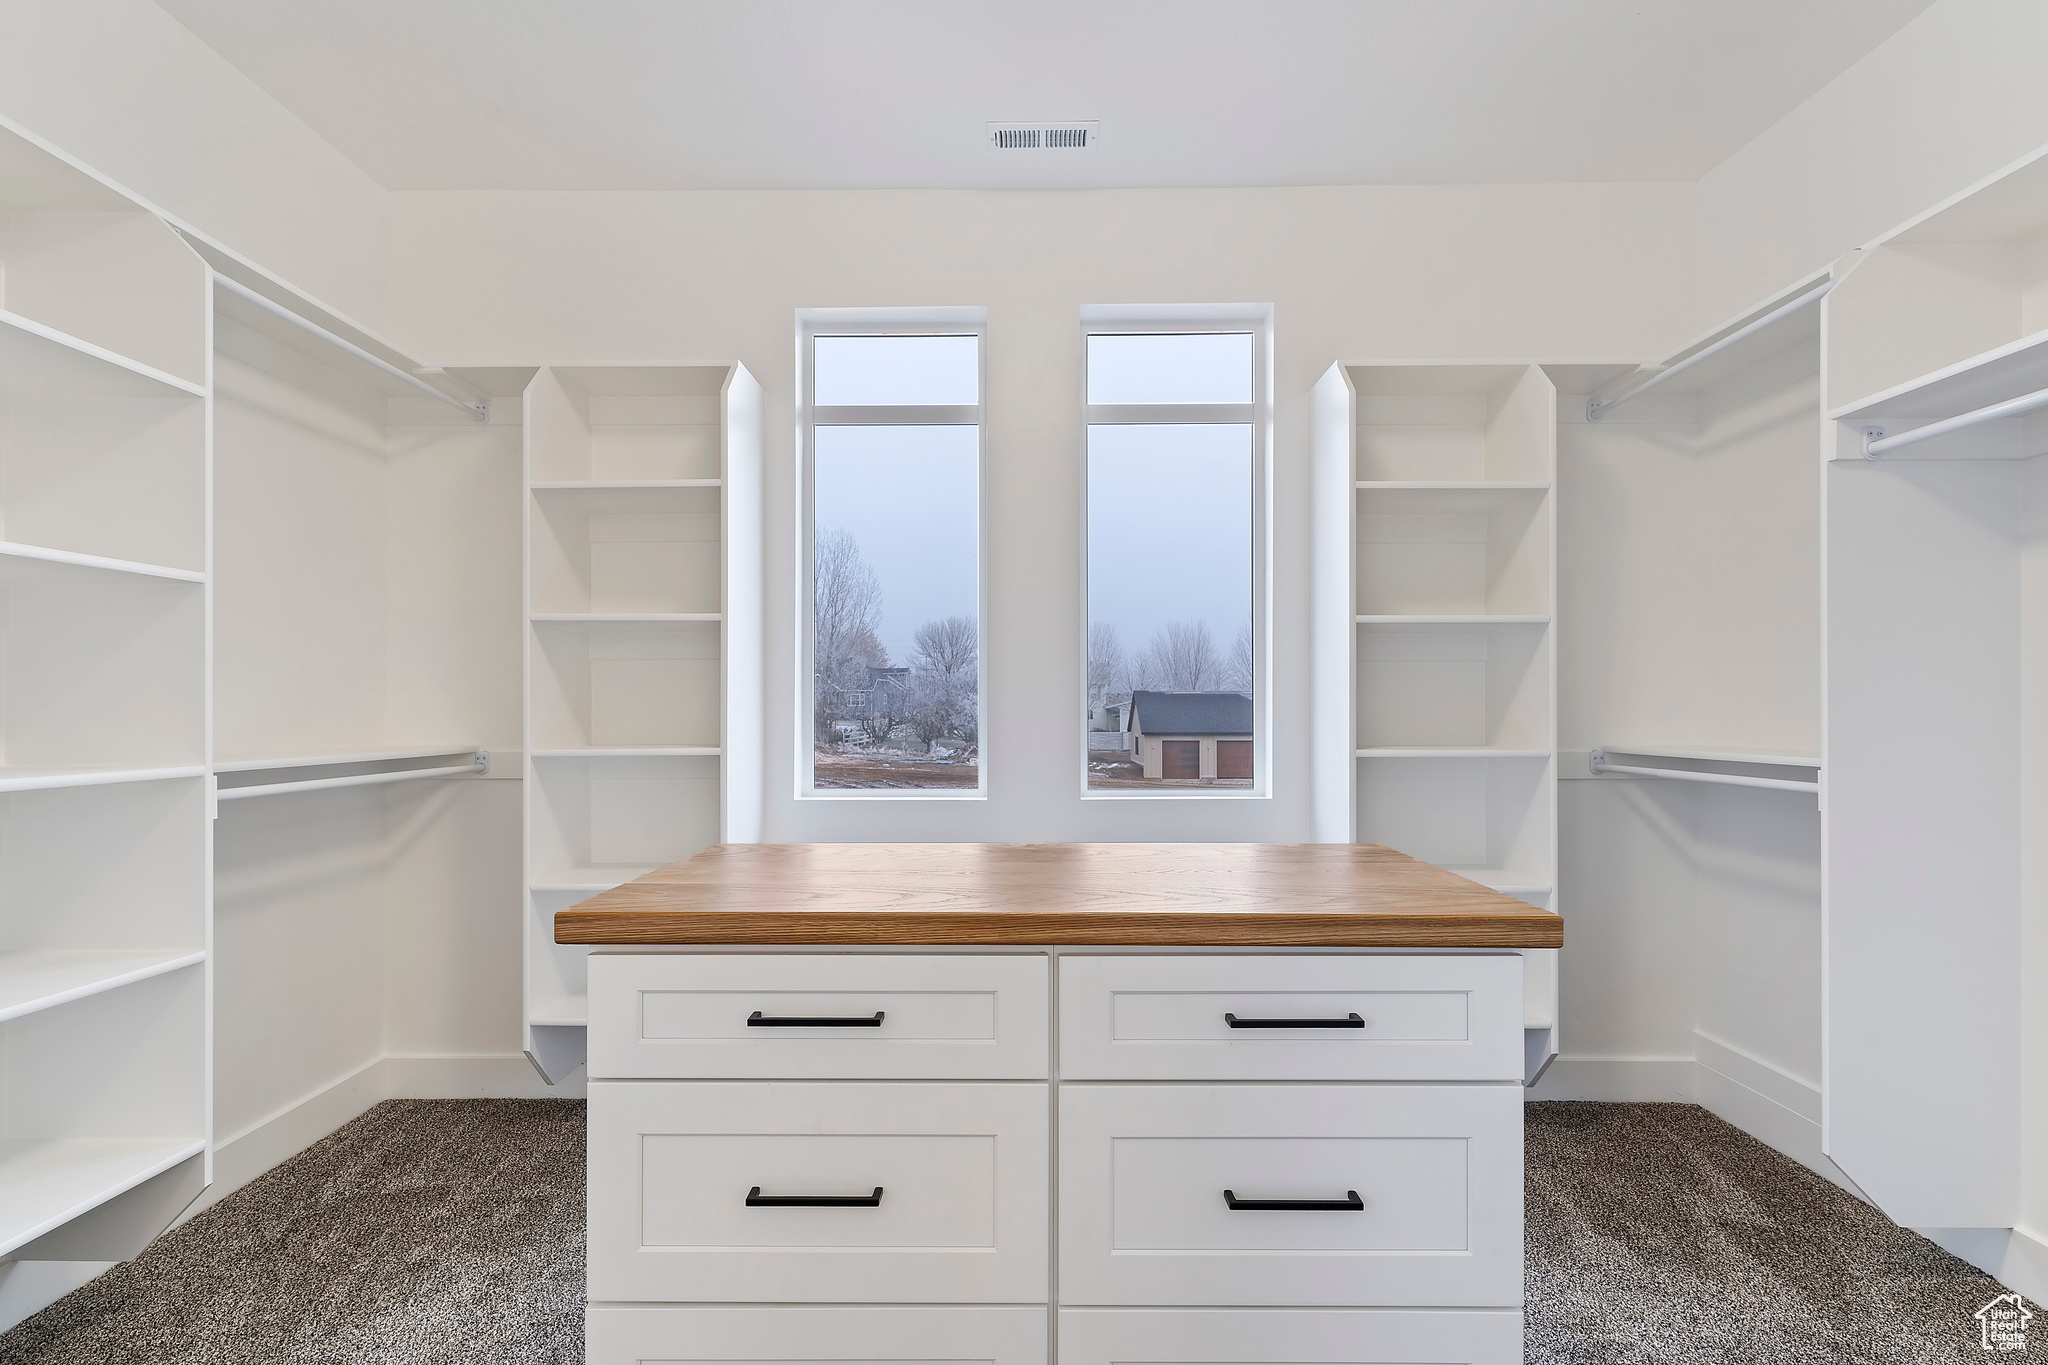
<box><xmin>1078</xmin><ymin>306</ymin><xmax>1274</xmax><ymax>800</ymax></box>
<box><xmin>796</xmin><ymin>307</ymin><xmax>989</xmax><ymax>800</ymax></box>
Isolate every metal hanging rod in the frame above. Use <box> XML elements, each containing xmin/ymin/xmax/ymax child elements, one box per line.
<box><xmin>1589</xmin><ymin>749</ymin><xmax>1818</xmax><ymax>794</ymax></box>
<box><xmin>1861</xmin><ymin>381</ymin><xmax>2048</xmax><ymax>458</ymax></box>
<box><xmin>1588</xmin><ymin>279</ymin><xmax>1834</xmax><ymax>422</ymax></box>
<box><xmin>213</xmin><ymin>274</ymin><xmax>489</xmax><ymax>423</ymax></box>
<box><xmin>216</xmin><ymin>753</ymin><xmax>488</xmax><ymax>802</ymax></box>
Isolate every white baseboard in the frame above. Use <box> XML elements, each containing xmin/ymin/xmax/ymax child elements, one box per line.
<box><xmin>1526</xmin><ymin>1054</ymin><xmax>1694</xmax><ymax>1101</ymax></box>
<box><xmin>1918</xmin><ymin>1223</ymin><xmax>2048</xmax><ymax>1304</ymax></box>
<box><xmin>0</xmin><ymin>1260</ymin><xmax>111</xmax><ymax>1336</ymax></box>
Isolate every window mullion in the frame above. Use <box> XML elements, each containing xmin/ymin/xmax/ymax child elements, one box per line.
<box><xmin>1085</xmin><ymin>402</ymin><xmax>1256</xmax><ymax>426</ymax></box>
<box><xmin>812</xmin><ymin>403</ymin><xmax>981</xmax><ymax>426</ymax></box>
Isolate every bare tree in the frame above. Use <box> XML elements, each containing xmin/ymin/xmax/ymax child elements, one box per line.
<box><xmin>1088</xmin><ymin>622</ymin><xmax>1128</xmax><ymax>699</ymax></box>
<box><xmin>912</xmin><ymin>615</ymin><xmax>977</xmax><ymax>682</ymax></box>
<box><xmin>1225</xmin><ymin>623</ymin><xmax>1253</xmax><ymax>694</ymax></box>
<box><xmin>814</xmin><ymin>528</ymin><xmax>887</xmax><ymax>741</ymax></box>
<box><xmin>1142</xmin><ymin>620</ymin><xmax>1221</xmax><ymax>691</ymax></box>
<box><xmin>907</xmin><ymin>615</ymin><xmax>977</xmax><ymax>750</ymax></box>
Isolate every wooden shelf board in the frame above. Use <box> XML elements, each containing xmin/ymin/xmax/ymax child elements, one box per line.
<box><xmin>1356</xmin><ymin>748</ymin><xmax>1551</xmax><ymax>760</ymax></box>
<box><xmin>529</xmin><ymin>613</ymin><xmax>720</xmax><ymax>624</ymax></box>
<box><xmin>528</xmin><ymin>995</ymin><xmax>588</xmax><ymax>1027</ymax></box>
<box><xmin>0</xmin><ymin>949</ymin><xmax>205</xmax><ymax>1024</ymax></box>
<box><xmin>0</xmin><ymin>765</ymin><xmax>205</xmax><ymax>795</ymax></box>
<box><xmin>530</xmin><ymin>747</ymin><xmax>719</xmax><ymax>759</ymax></box>
<box><xmin>0</xmin><ymin>540</ymin><xmax>204</xmax><ymax>587</ymax></box>
<box><xmin>531</xmin><ymin>865</ymin><xmax>663</xmax><ymax>893</ymax></box>
<box><xmin>0</xmin><ymin>1136</ymin><xmax>206</xmax><ymax>1259</ymax></box>
<box><xmin>1829</xmin><ymin>324</ymin><xmax>2048</xmax><ymax>424</ymax></box>
<box><xmin>213</xmin><ymin>745</ymin><xmax>481</xmax><ymax>774</ymax></box>
<box><xmin>1355</xmin><ymin>614</ymin><xmax>1549</xmax><ymax>626</ymax></box>
<box><xmin>0</xmin><ymin>309</ymin><xmax>206</xmax><ymax>401</ymax></box>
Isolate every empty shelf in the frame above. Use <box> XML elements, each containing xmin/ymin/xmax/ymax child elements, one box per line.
<box><xmin>531</xmin><ymin>865</ymin><xmax>662</xmax><ymax>893</ymax></box>
<box><xmin>530</xmin><ymin>747</ymin><xmax>719</xmax><ymax>760</ymax></box>
<box><xmin>528</xmin><ymin>995</ymin><xmax>588</xmax><ymax>1027</ymax></box>
<box><xmin>530</xmin><ymin>612</ymin><xmax>720</xmax><ymax>623</ymax></box>
<box><xmin>1357</xmin><ymin>747</ymin><xmax>1550</xmax><ymax>760</ymax></box>
<box><xmin>0</xmin><ymin>765</ymin><xmax>205</xmax><ymax>795</ymax></box>
<box><xmin>1598</xmin><ymin>744</ymin><xmax>1817</xmax><ymax>769</ymax></box>
<box><xmin>1356</xmin><ymin>614</ymin><xmax>1549</xmax><ymax>625</ymax></box>
<box><xmin>0</xmin><ymin>949</ymin><xmax>205</xmax><ymax>1024</ymax></box>
<box><xmin>0</xmin><ymin>309</ymin><xmax>206</xmax><ymax>402</ymax></box>
<box><xmin>1829</xmin><ymin>324</ymin><xmax>2048</xmax><ymax>425</ymax></box>
<box><xmin>213</xmin><ymin>745</ymin><xmax>483</xmax><ymax>774</ymax></box>
<box><xmin>0</xmin><ymin>1136</ymin><xmax>206</xmax><ymax>1259</ymax></box>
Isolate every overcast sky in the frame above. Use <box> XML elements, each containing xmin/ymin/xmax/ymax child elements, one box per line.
<box><xmin>811</xmin><ymin>331</ymin><xmax>1252</xmax><ymax>672</ymax></box>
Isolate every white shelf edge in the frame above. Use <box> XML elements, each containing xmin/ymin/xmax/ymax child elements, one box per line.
<box><xmin>1599</xmin><ymin>743</ymin><xmax>1819</xmax><ymax>769</ymax></box>
<box><xmin>0</xmin><ymin>308</ymin><xmax>208</xmax><ymax>398</ymax></box>
<box><xmin>1827</xmin><ymin>322</ymin><xmax>2048</xmax><ymax>422</ymax></box>
<box><xmin>0</xmin><ymin>540</ymin><xmax>205</xmax><ymax>585</ymax></box>
<box><xmin>0</xmin><ymin>1136</ymin><xmax>208</xmax><ymax>1260</ymax></box>
<box><xmin>1353</xmin><ymin>480</ymin><xmax>1550</xmax><ymax>491</ymax></box>
<box><xmin>1442</xmin><ymin>867</ymin><xmax>1556</xmax><ymax>895</ymax></box>
<box><xmin>1355</xmin><ymin>614</ymin><xmax>1551</xmax><ymax>625</ymax></box>
<box><xmin>530</xmin><ymin>479</ymin><xmax>722</xmax><ymax>490</ymax></box>
<box><xmin>531</xmin><ymin>747</ymin><xmax>721</xmax><ymax>759</ymax></box>
<box><xmin>0</xmin><ymin>949</ymin><xmax>206</xmax><ymax>1025</ymax></box>
<box><xmin>1356</xmin><ymin>748</ymin><xmax>1552</xmax><ymax>759</ymax></box>
<box><xmin>0</xmin><ymin>764</ymin><xmax>205</xmax><ymax>795</ymax></box>
<box><xmin>530</xmin><ymin>865</ymin><xmax>662</xmax><ymax>893</ymax></box>
<box><xmin>529</xmin><ymin>613</ymin><xmax>722</xmax><ymax>623</ymax></box>
<box><xmin>212</xmin><ymin>745</ymin><xmax>483</xmax><ymax>774</ymax></box>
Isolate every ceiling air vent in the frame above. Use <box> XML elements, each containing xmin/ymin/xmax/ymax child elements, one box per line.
<box><xmin>988</xmin><ymin>122</ymin><xmax>1099</xmax><ymax>151</ymax></box>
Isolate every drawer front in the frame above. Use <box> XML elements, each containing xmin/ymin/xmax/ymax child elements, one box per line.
<box><xmin>1058</xmin><ymin>955</ymin><xmax>1522</xmax><ymax>1080</ymax></box>
<box><xmin>588</xmin><ymin>953</ymin><xmax>1048</xmax><ymax>1079</ymax></box>
<box><xmin>588</xmin><ymin>1307</ymin><xmax>1047</xmax><ymax>1365</ymax></box>
<box><xmin>589</xmin><ymin>1081</ymin><xmax>1048</xmax><ymax>1303</ymax></box>
<box><xmin>1060</xmin><ymin>1309</ymin><xmax>1520</xmax><ymax>1365</ymax></box>
<box><xmin>1058</xmin><ymin>1084</ymin><xmax>1521</xmax><ymax>1306</ymax></box>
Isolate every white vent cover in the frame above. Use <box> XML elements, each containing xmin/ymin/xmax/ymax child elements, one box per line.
<box><xmin>988</xmin><ymin>122</ymin><xmax>1099</xmax><ymax>151</ymax></box>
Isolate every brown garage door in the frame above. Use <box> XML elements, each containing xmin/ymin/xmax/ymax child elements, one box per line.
<box><xmin>1217</xmin><ymin>740</ymin><xmax>1252</xmax><ymax>780</ymax></box>
<box><xmin>1162</xmin><ymin>740</ymin><xmax>1201</xmax><ymax>779</ymax></box>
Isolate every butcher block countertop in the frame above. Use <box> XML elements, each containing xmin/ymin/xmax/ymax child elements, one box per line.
<box><xmin>554</xmin><ymin>843</ymin><xmax>1563</xmax><ymax>948</ymax></box>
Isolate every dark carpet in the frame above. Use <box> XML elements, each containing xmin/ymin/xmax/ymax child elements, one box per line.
<box><xmin>0</xmin><ymin>1099</ymin><xmax>2035</xmax><ymax>1363</ymax></box>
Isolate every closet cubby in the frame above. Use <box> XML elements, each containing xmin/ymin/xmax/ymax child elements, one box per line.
<box><xmin>523</xmin><ymin>363</ymin><xmax>762</xmax><ymax>1084</ymax></box>
<box><xmin>1351</xmin><ymin>363</ymin><xmax>1553</xmax><ymax>483</ymax></box>
<box><xmin>1354</xmin><ymin>622</ymin><xmax>1550</xmax><ymax>753</ymax></box>
<box><xmin>1354</xmin><ymin>485</ymin><xmax>1550</xmax><ymax>618</ymax></box>
<box><xmin>1353</xmin><ymin>755</ymin><xmax>1553</xmax><ymax>890</ymax></box>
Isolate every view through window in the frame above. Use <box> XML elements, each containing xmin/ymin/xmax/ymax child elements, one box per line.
<box><xmin>1085</xmin><ymin>329</ymin><xmax>1258</xmax><ymax>790</ymax></box>
<box><xmin>808</xmin><ymin>331</ymin><xmax>982</xmax><ymax>792</ymax></box>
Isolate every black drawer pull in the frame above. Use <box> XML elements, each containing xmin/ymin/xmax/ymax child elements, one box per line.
<box><xmin>1224</xmin><ymin>1012</ymin><xmax>1364</xmax><ymax>1029</ymax></box>
<box><xmin>1224</xmin><ymin>1189</ymin><xmax>1364</xmax><ymax>1212</ymax></box>
<box><xmin>747</xmin><ymin>1010</ymin><xmax>885</xmax><ymax>1027</ymax></box>
<box><xmin>745</xmin><ymin>1186</ymin><xmax>884</xmax><ymax>1207</ymax></box>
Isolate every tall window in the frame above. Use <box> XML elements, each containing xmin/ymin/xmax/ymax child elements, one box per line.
<box><xmin>801</xmin><ymin>314</ymin><xmax>984</xmax><ymax>795</ymax></box>
<box><xmin>1083</xmin><ymin>317</ymin><xmax>1267</xmax><ymax>793</ymax></box>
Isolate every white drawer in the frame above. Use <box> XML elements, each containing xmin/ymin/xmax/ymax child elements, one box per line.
<box><xmin>1058</xmin><ymin>954</ymin><xmax>1522</xmax><ymax>1080</ymax></box>
<box><xmin>588</xmin><ymin>953</ymin><xmax>1048</xmax><ymax>1079</ymax></box>
<box><xmin>589</xmin><ymin>1081</ymin><xmax>1049</xmax><ymax>1303</ymax></box>
<box><xmin>1060</xmin><ymin>1309</ymin><xmax>1520</xmax><ymax>1365</ymax></box>
<box><xmin>1058</xmin><ymin>1084</ymin><xmax>1521</xmax><ymax>1306</ymax></box>
<box><xmin>588</xmin><ymin>1306</ymin><xmax>1047</xmax><ymax>1365</ymax></box>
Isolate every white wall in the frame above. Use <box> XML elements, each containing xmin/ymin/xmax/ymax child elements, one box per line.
<box><xmin>0</xmin><ymin>0</ymin><xmax>392</xmax><ymax>332</ymax></box>
<box><xmin>1696</xmin><ymin>0</ymin><xmax>2048</xmax><ymax>328</ymax></box>
<box><xmin>389</xmin><ymin>184</ymin><xmax>1695</xmax><ymax>844</ymax></box>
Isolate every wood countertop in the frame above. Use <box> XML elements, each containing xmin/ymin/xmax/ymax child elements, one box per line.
<box><xmin>554</xmin><ymin>843</ymin><xmax>1562</xmax><ymax>948</ymax></box>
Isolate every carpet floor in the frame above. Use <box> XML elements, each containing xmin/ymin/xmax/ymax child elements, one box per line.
<box><xmin>0</xmin><ymin>1098</ymin><xmax>2035</xmax><ymax>1363</ymax></box>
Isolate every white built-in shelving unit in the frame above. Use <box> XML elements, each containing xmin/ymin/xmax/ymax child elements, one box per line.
<box><xmin>1817</xmin><ymin>145</ymin><xmax>2048</xmax><ymax>1230</ymax></box>
<box><xmin>0</xmin><ymin>125</ymin><xmax>212</xmax><ymax>1262</ymax></box>
<box><xmin>1311</xmin><ymin>362</ymin><xmax>1560</xmax><ymax>1076</ymax></box>
<box><xmin>521</xmin><ymin>365</ymin><xmax>763</xmax><ymax>1083</ymax></box>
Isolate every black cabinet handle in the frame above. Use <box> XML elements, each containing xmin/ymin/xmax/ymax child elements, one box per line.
<box><xmin>747</xmin><ymin>1010</ymin><xmax>885</xmax><ymax>1027</ymax></box>
<box><xmin>745</xmin><ymin>1186</ymin><xmax>884</xmax><ymax>1207</ymax></box>
<box><xmin>1224</xmin><ymin>1189</ymin><xmax>1364</xmax><ymax>1211</ymax></box>
<box><xmin>1224</xmin><ymin>1012</ymin><xmax>1364</xmax><ymax>1029</ymax></box>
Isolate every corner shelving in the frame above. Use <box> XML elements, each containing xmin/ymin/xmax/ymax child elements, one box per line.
<box><xmin>1312</xmin><ymin>361</ymin><xmax>1559</xmax><ymax>1076</ymax></box>
<box><xmin>522</xmin><ymin>364</ymin><xmax>763</xmax><ymax>1085</ymax></box>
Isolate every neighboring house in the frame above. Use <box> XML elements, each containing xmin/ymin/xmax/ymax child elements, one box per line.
<box><xmin>1087</xmin><ymin>686</ymin><xmax>1130</xmax><ymax>751</ymax></box>
<box><xmin>828</xmin><ymin>665</ymin><xmax>911</xmax><ymax>722</ymax></box>
<box><xmin>1127</xmin><ymin>690</ymin><xmax>1252</xmax><ymax>781</ymax></box>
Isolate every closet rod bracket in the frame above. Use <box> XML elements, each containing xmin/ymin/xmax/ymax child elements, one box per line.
<box><xmin>1861</xmin><ymin>425</ymin><xmax>1887</xmax><ymax>459</ymax></box>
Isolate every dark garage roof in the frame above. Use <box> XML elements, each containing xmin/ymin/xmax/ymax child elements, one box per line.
<box><xmin>1129</xmin><ymin>690</ymin><xmax>1252</xmax><ymax>737</ymax></box>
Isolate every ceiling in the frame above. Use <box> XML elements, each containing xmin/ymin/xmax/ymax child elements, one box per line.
<box><xmin>157</xmin><ymin>0</ymin><xmax>1938</xmax><ymax>192</ymax></box>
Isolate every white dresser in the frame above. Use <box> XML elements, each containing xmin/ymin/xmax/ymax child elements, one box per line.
<box><xmin>583</xmin><ymin>947</ymin><xmax>1527</xmax><ymax>1365</ymax></box>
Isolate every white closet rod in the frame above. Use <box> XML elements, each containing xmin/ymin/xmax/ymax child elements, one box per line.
<box><xmin>216</xmin><ymin>754</ymin><xmax>487</xmax><ymax>801</ymax></box>
<box><xmin>1587</xmin><ymin>279</ymin><xmax>1834</xmax><ymax>422</ymax></box>
<box><xmin>1588</xmin><ymin>751</ymin><xmax>1818</xmax><ymax>794</ymax></box>
<box><xmin>213</xmin><ymin>274</ymin><xmax>489</xmax><ymax>423</ymax></box>
<box><xmin>1862</xmin><ymin>382</ymin><xmax>2048</xmax><ymax>457</ymax></box>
